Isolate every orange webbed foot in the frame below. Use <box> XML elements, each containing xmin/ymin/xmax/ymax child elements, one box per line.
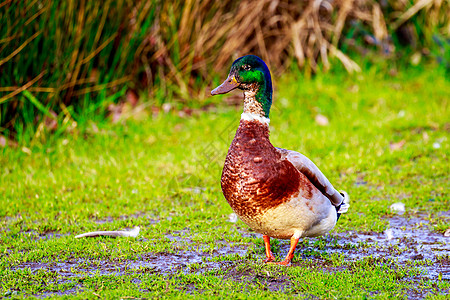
<box><xmin>273</xmin><ymin>259</ymin><xmax>291</xmax><ymax>266</ymax></box>
<box><xmin>264</xmin><ymin>253</ymin><xmax>276</xmax><ymax>263</ymax></box>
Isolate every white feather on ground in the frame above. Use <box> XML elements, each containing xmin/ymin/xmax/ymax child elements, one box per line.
<box><xmin>75</xmin><ymin>226</ymin><xmax>140</xmax><ymax>238</ymax></box>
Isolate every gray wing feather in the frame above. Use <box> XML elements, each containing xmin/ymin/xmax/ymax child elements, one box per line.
<box><xmin>276</xmin><ymin>147</ymin><xmax>343</xmax><ymax>207</ymax></box>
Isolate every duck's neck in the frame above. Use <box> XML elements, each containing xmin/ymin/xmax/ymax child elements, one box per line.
<box><xmin>241</xmin><ymin>76</ymin><xmax>272</xmax><ymax>124</ymax></box>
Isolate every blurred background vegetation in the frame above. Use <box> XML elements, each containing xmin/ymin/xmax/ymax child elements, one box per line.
<box><xmin>0</xmin><ymin>0</ymin><xmax>449</xmax><ymax>144</ymax></box>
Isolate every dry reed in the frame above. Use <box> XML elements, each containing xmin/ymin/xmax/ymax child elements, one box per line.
<box><xmin>146</xmin><ymin>0</ymin><xmax>449</xmax><ymax>99</ymax></box>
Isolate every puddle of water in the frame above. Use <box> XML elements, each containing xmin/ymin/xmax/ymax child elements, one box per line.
<box><xmin>300</xmin><ymin>216</ymin><xmax>450</xmax><ymax>280</ymax></box>
<box><xmin>20</xmin><ymin>231</ymin><xmax>69</xmax><ymax>241</ymax></box>
<box><xmin>13</xmin><ymin>245</ymin><xmax>249</xmax><ymax>278</ymax></box>
<box><xmin>94</xmin><ymin>213</ymin><xmax>159</xmax><ymax>224</ymax></box>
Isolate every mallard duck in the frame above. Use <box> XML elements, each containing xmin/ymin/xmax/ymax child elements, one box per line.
<box><xmin>211</xmin><ymin>55</ymin><xmax>349</xmax><ymax>265</ymax></box>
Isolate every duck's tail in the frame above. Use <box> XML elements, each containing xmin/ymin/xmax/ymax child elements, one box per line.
<box><xmin>336</xmin><ymin>191</ymin><xmax>350</xmax><ymax>221</ymax></box>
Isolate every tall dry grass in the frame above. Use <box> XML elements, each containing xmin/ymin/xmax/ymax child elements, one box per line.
<box><xmin>133</xmin><ymin>0</ymin><xmax>449</xmax><ymax>106</ymax></box>
<box><xmin>0</xmin><ymin>0</ymin><xmax>448</xmax><ymax>140</ymax></box>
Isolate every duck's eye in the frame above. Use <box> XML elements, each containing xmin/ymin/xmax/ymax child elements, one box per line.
<box><xmin>242</xmin><ymin>65</ymin><xmax>251</xmax><ymax>71</ymax></box>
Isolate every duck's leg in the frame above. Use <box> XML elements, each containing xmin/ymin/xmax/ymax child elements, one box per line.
<box><xmin>275</xmin><ymin>236</ymin><xmax>300</xmax><ymax>265</ymax></box>
<box><xmin>263</xmin><ymin>235</ymin><xmax>276</xmax><ymax>262</ymax></box>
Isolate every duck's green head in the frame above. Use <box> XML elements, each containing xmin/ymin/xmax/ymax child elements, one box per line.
<box><xmin>211</xmin><ymin>55</ymin><xmax>273</xmax><ymax>118</ymax></box>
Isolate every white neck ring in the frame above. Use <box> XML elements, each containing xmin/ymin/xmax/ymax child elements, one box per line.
<box><xmin>241</xmin><ymin>112</ymin><xmax>270</xmax><ymax>125</ymax></box>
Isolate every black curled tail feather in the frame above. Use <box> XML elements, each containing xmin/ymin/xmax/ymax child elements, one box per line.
<box><xmin>336</xmin><ymin>191</ymin><xmax>350</xmax><ymax>222</ymax></box>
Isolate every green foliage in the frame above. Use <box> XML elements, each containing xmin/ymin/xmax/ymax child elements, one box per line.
<box><xmin>0</xmin><ymin>0</ymin><xmax>156</xmax><ymax>141</ymax></box>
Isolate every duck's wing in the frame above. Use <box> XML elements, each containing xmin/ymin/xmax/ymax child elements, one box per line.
<box><xmin>276</xmin><ymin>147</ymin><xmax>344</xmax><ymax>207</ymax></box>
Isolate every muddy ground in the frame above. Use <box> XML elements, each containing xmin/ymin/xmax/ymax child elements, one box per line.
<box><xmin>12</xmin><ymin>214</ymin><xmax>450</xmax><ymax>298</ymax></box>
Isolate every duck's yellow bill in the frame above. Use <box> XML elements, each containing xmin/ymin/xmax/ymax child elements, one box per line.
<box><xmin>211</xmin><ymin>76</ymin><xmax>239</xmax><ymax>95</ymax></box>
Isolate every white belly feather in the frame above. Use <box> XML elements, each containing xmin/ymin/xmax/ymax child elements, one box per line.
<box><xmin>238</xmin><ymin>192</ymin><xmax>337</xmax><ymax>239</ymax></box>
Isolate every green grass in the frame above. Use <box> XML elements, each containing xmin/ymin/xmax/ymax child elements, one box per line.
<box><xmin>1</xmin><ymin>64</ymin><xmax>449</xmax><ymax>298</ymax></box>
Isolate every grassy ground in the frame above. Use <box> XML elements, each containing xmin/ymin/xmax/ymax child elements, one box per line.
<box><xmin>1</xmin><ymin>64</ymin><xmax>449</xmax><ymax>299</ymax></box>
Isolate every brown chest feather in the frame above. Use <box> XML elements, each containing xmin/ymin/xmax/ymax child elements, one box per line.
<box><xmin>221</xmin><ymin>120</ymin><xmax>314</xmax><ymax>218</ymax></box>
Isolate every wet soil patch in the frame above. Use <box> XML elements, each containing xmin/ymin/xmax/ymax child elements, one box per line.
<box><xmin>93</xmin><ymin>212</ymin><xmax>159</xmax><ymax>224</ymax></box>
<box><xmin>7</xmin><ymin>215</ymin><xmax>450</xmax><ymax>297</ymax></box>
<box><xmin>291</xmin><ymin>215</ymin><xmax>450</xmax><ymax>280</ymax></box>
<box><xmin>13</xmin><ymin>245</ymin><xmax>249</xmax><ymax>277</ymax></box>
